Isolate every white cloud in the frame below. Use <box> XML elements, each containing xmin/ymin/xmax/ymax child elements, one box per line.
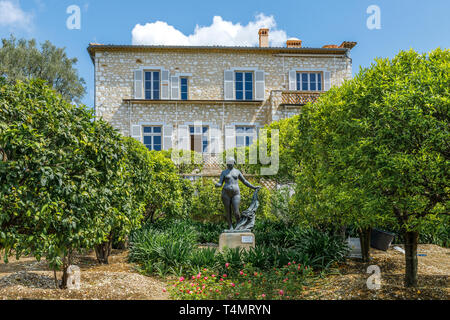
<box><xmin>132</xmin><ymin>13</ymin><xmax>288</xmax><ymax>47</ymax></box>
<box><xmin>0</xmin><ymin>0</ymin><xmax>33</xmax><ymax>30</ymax></box>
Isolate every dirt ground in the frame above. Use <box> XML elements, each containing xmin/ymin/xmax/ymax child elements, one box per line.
<box><xmin>0</xmin><ymin>249</ymin><xmax>170</xmax><ymax>300</ymax></box>
<box><xmin>301</xmin><ymin>244</ymin><xmax>449</xmax><ymax>300</ymax></box>
<box><xmin>1</xmin><ymin>244</ymin><xmax>448</xmax><ymax>300</ymax></box>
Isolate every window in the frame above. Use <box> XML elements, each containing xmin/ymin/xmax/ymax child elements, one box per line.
<box><xmin>180</xmin><ymin>77</ymin><xmax>189</xmax><ymax>100</ymax></box>
<box><xmin>236</xmin><ymin>126</ymin><xmax>255</xmax><ymax>148</ymax></box>
<box><xmin>144</xmin><ymin>71</ymin><xmax>160</xmax><ymax>100</ymax></box>
<box><xmin>235</xmin><ymin>72</ymin><xmax>253</xmax><ymax>100</ymax></box>
<box><xmin>143</xmin><ymin>126</ymin><xmax>162</xmax><ymax>151</ymax></box>
<box><xmin>190</xmin><ymin>126</ymin><xmax>209</xmax><ymax>153</ymax></box>
<box><xmin>296</xmin><ymin>72</ymin><xmax>322</xmax><ymax>91</ymax></box>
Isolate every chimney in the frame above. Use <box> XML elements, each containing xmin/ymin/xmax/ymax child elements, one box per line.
<box><xmin>259</xmin><ymin>28</ymin><xmax>269</xmax><ymax>47</ymax></box>
<box><xmin>286</xmin><ymin>38</ymin><xmax>302</xmax><ymax>48</ymax></box>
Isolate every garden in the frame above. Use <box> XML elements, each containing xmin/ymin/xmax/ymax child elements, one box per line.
<box><xmin>0</xmin><ymin>48</ymin><xmax>449</xmax><ymax>300</ymax></box>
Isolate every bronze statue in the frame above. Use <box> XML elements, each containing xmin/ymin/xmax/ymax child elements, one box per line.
<box><xmin>215</xmin><ymin>157</ymin><xmax>261</xmax><ymax>232</ymax></box>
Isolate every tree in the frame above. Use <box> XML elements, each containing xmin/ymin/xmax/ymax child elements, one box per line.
<box><xmin>0</xmin><ymin>79</ymin><xmax>134</xmax><ymax>286</ymax></box>
<box><xmin>293</xmin><ymin>48</ymin><xmax>449</xmax><ymax>286</ymax></box>
<box><xmin>123</xmin><ymin>137</ymin><xmax>189</xmax><ymax>224</ymax></box>
<box><xmin>0</xmin><ymin>36</ymin><xmax>86</xmax><ymax>103</ymax></box>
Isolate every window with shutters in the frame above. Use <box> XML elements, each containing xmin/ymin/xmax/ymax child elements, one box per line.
<box><xmin>236</xmin><ymin>126</ymin><xmax>255</xmax><ymax>147</ymax></box>
<box><xmin>143</xmin><ymin>126</ymin><xmax>162</xmax><ymax>151</ymax></box>
<box><xmin>235</xmin><ymin>72</ymin><xmax>253</xmax><ymax>100</ymax></box>
<box><xmin>180</xmin><ymin>77</ymin><xmax>189</xmax><ymax>100</ymax></box>
<box><xmin>144</xmin><ymin>71</ymin><xmax>160</xmax><ymax>100</ymax></box>
<box><xmin>189</xmin><ymin>126</ymin><xmax>209</xmax><ymax>153</ymax></box>
<box><xmin>296</xmin><ymin>72</ymin><xmax>322</xmax><ymax>91</ymax></box>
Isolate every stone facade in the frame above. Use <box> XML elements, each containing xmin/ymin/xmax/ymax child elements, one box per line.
<box><xmin>89</xmin><ymin>44</ymin><xmax>354</xmax><ymax>153</ymax></box>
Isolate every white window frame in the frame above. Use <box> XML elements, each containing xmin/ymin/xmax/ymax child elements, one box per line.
<box><xmin>143</xmin><ymin>125</ymin><xmax>162</xmax><ymax>151</ymax></box>
<box><xmin>144</xmin><ymin>70</ymin><xmax>161</xmax><ymax>100</ymax></box>
<box><xmin>235</xmin><ymin>71</ymin><xmax>254</xmax><ymax>101</ymax></box>
<box><xmin>296</xmin><ymin>72</ymin><xmax>323</xmax><ymax>92</ymax></box>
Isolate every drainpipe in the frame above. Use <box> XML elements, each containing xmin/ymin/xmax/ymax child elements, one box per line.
<box><xmin>128</xmin><ymin>100</ymin><xmax>131</xmax><ymax>137</ymax></box>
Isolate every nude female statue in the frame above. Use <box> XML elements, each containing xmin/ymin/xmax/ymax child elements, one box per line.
<box><xmin>215</xmin><ymin>157</ymin><xmax>261</xmax><ymax>231</ymax></box>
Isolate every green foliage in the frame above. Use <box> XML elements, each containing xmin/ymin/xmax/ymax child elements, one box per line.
<box><xmin>220</xmin><ymin>116</ymin><xmax>300</xmax><ymax>183</ymax></box>
<box><xmin>128</xmin><ymin>222</ymin><xmax>197</xmax><ymax>277</ymax></box>
<box><xmin>0</xmin><ymin>36</ymin><xmax>86</xmax><ymax>103</ymax></box>
<box><xmin>287</xmin><ymin>48</ymin><xmax>449</xmax><ymax>285</ymax></box>
<box><xmin>0</xmin><ymin>79</ymin><xmax>139</xmax><ymax>271</ymax></box>
<box><xmin>128</xmin><ymin>219</ymin><xmax>349</xmax><ymax>280</ymax></box>
<box><xmin>168</xmin><ymin>262</ymin><xmax>313</xmax><ymax>300</ymax></box>
<box><xmin>160</xmin><ymin>149</ymin><xmax>204</xmax><ymax>174</ymax></box>
<box><xmin>124</xmin><ymin>138</ymin><xmax>189</xmax><ymax>223</ymax></box>
<box><xmin>292</xmin><ymin>48</ymin><xmax>449</xmax><ymax>233</ymax></box>
<box><xmin>190</xmin><ymin>177</ymin><xmax>271</xmax><ymax>222</ymax></box>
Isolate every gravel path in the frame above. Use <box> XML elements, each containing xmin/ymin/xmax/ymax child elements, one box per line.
<box><xmin>0</xmin><ymin>250</ymin><xmax>169</xmax><ymax>300</ymax></box>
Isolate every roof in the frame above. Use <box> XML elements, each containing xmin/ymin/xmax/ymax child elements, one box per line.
<box><xmin>87</xmin><ymin>43</ymin><xmax>354</xmax><ymax>64</ymax></box>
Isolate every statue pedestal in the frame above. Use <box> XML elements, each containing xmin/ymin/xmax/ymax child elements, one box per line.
<box><xmin>218</xmin><ymin>232</ymin><xmax>255</xmax><ymax>252</ymax></box>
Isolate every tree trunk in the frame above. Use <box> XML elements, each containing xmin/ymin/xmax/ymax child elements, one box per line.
<box><xmin>95</xmin><ymin>234</ymin><xmax>113</xmax><ymax>264</ymax></box>
<box><xmin>339</xmin><ymin>225</ymin><xmax>347</xmax><ymax>240</ymax></box>
<box><xmin>404</xmin><ymin>231</ymin><xmax>419</xmax><ymax>287</ymax></box>
<box><xmin>115</xmin><ymin>236</ymin><xmax>129</xmax><ymax>250</ymax></box>
<box><xmin>59</xmin><ymin>253</ymin><xmax>72</xmax><ymax>289</ymax></box>
<box><xmin>358</xmin><ymin>227</ymin><xmax>371</xmax><ymax>262</ymax></box>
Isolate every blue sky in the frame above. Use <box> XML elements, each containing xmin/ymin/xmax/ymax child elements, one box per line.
<box><xmin>1</xmin><ymin>0</ymin><xmax>449</xmax><ymax>107</ymax></box>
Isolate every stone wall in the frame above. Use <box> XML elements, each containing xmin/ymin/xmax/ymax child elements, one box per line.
<box><xmin>93</xmin><ymin>48</ymin><xmax>352</xmax><ymax>144</ymax></box>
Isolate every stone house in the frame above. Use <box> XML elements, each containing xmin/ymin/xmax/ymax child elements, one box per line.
<box><xmin>87</xmin><ymin>29</ymin><xmax>356</xmax><ymax>159</ymax></box>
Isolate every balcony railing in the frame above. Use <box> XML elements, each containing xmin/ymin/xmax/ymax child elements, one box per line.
<box><xmin>281</xmin><ymin>91</ymin><xmax>322</xmax><ymax>105</ymax></box>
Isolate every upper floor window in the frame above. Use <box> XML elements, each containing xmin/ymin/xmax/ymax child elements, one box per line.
<box><xmin>296</xmin><ymin>72</ymin><xmax>322</xmax><ymax>91</ymax></box>
<box><xmin>236</xmin><ymin>126</ymin><xmax>255</xmax><ymax>148</ymax></box>
<box><xmin>144</xmin><ymin>71</ymin><xmax>160</xmax><ymax>100</ymax></box>
<box><xmin>235</xmin><ymin>72</ymin><xmax>253</xmax><ymax>101</ymax></box>
<box><xmin>180</xmin><ymin>77</ymin><xmax>189</xmax><ymax>100</ymax></box>
<box><xmin>143</xmin><ymin>126</ymin><xmax>162</xmax><ymax>151</ymax></box>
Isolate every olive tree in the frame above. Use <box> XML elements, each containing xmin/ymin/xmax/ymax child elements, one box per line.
<box><xmin>0</xmin><ymin>36</ymin><xmax>86</xmax><ymax>103</ymax></box>
<box><xmin>293</xmin><ymin>48</ymin><xmax>449</xmax><ymax>286</ymax></box>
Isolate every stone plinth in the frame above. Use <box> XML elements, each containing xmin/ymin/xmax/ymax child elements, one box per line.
<box><xmin>218</xmin><ymin>232</ymin><xmax>255</xmax><ymax>252</ymax></box>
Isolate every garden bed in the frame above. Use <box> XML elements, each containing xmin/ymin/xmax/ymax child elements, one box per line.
<box><xmin>1</xmin><ymin>245</ymin><xmax>447</xmax><ymax>300</ymax></box>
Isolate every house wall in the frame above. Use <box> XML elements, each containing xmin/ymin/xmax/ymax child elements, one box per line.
<box><xmin>93</xmin><ymin>49</ymin><xmax>352</xmax><ymax>143</ymax></box>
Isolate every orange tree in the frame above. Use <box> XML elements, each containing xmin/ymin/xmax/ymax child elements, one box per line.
<box><xmin>293</xmin><ymin>48</ymin><xmax>449</xmax><ymax>286</ymax></box>
<box><xmin>0</xmin><ymin>79</ymin><xmax>141</xmax><ymax>286</ymax></box>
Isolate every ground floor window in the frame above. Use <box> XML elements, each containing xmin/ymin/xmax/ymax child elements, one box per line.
<box><xmin>236</xmin><ymin>126</ymin><xmax>255</xmax><ymax>147</ymax></box>
<box><xmin>143</xmin><ymin>126</ymin><xmax>162</xmax><ymax>151</ymax></box>
<box><xmin>190</xmin><ymin>126</ymin><xmax>209</xmax><ymax>153</ymax></box>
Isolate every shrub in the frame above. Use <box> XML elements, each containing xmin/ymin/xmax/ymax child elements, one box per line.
<box><xmin>168</xmin><ymin>262</ymin><xmax>313</xmax><ymax>300</ymax></box>
<box><xmin>293</xmin><ymin>229</ymin><xmax>350</xmax><ymax>270</ymax></box>
<box><xmin>124</xmin><ymin>138</ymin><xmax>190</xmax><ymax>223</ymax></box>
